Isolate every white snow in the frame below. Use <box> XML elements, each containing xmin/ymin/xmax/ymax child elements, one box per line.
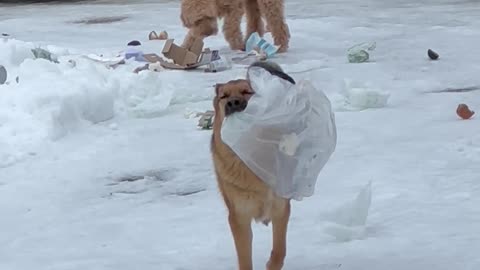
<box><xmin>1</xmin><ymin>0</ymin><xmax>480</xmax><ymax>269</ymax></box>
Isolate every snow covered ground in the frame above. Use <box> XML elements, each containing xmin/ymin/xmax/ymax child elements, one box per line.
<box><xmin>1</xmin><ymin>0</ymin><xmax>480</xmax><ymax>269</ymax></box>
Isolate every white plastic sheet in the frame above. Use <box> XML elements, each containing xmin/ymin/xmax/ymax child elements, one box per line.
<box><xmin>221</xmin><ymin>67</ymin><xmax>337</xmax><ymax>200</ymax></box>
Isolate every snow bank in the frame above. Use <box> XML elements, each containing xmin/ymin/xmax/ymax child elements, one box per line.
<box><xmin>0</xmin><ymin>39</ymin><xmax>211</xmax><ymax>167</ymax></box>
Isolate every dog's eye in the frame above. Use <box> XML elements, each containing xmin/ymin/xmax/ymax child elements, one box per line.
<box><xmin>241</xmin><ymin>89</ymin><xmax>254</xmax><ymax>95</ymax></box>
<box><xmin>220</xmin><ymin>94</ymin><xmax>229</xmax><ymax>99</ymax></box>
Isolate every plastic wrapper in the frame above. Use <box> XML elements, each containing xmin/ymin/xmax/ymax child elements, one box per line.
<box><xmin>221</xmin><ymin>67</ymin><xmax>337</xmax><ymax>200</ymax></box>
<box><xmin>347</xmin><ymin>41</ymin><xmax>376</xmax><ymax>63</ymax></box>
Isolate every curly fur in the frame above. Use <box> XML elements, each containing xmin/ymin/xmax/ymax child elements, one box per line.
<box><xmin>180</xmin><ymin>0</ymin><xmax>290</xmax><ymax>52</ymax></box>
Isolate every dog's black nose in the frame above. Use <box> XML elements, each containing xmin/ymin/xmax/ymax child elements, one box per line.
<box><xmin>225</xmin><ymin>98</ymin><xmax>247</xmax><ymax>115</ymax></box>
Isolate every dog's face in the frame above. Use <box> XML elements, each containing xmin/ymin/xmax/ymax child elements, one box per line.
<box><xmin>214</xmin><ymin>79</ymin><xmax>254</xmax><ymax>119</ymax></box>
<box><xmin>194</xmin><ymin>17</ymin><xmax>218</xmax><ymax>37</ymax></box>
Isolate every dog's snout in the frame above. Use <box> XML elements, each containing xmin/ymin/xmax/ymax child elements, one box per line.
<box><xmin>225</xmin><ymin>98</ymin><xmax>247</xmax><ymax>115</ymax></box>
<box><xmin>227</xmin><ymin>99</ymin><xmax>240</xmax><ymax>108</ymax></box>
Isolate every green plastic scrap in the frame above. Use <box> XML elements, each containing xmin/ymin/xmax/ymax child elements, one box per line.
<box><xmin>197</xmin><ymin>111</ymin><xmax>215</xmax><ymax>130</ymax></box>
<box><xmin>347</xmin><ymin>42</ymin><xmax>376</xmax><ymax>63</ymax></box>
<box><xmin>31</xmin><ymin>48</ymin><xmax>59</xmax><ymax>63</ymax></box>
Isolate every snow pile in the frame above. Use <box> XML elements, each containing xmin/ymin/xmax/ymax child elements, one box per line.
<box><xmin>0</xmin><ymin>38</ymin><xmax>210</xmax><ymax>167</ymax></box>
<box><xmin>321</xmin><ymin>182</ymin><xmax>372</xmax><ymax>242</ymax></box>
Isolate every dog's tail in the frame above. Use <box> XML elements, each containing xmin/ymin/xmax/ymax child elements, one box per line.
<box><xmin>247</xmin><ymin>61</ymin><xmax>296</xmax><ymax>85</ymax></box>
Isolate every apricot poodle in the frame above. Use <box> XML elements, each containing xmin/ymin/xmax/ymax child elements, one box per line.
<box><xmin>180</xmin><ymin>0</ymin><xmax>290</xmax><ymax>53</ymax></box>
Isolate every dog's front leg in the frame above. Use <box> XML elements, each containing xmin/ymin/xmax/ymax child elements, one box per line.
<box><xmin>228</xmin><ymin>212</ymin><xmax>253</xmax><ymax>270</ymax></box>
<box><xmin>181</xmin><ymin>30</ymin><xmax>198</xmax><ymax>50</ymax></box>
<box><xmin>244</xmin><ymin>0</ymin><xmax>265</xmax><ymax>39</ymax></box>
<box><xmin>222</xmin><ymin>6</ymin><xmax>245</xmax><ymax>51</ymax></box>
<box><xmin>266</xmin><ymin>200</ymin><xmax>290</xmax><ymax>270</ymax></box>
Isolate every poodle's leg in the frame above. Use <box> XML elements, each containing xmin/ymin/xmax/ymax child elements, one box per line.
<box><xmin>222</xmin><ymin>4</ymin><xmax>245</xmax><ymax>51</ymax></box>
<box><xmin>257</xmin><ymin>0</ymin><xmax>290</xmax><ymax>53</ymax></box>
<box><xmin>181</xmin><ymin>17</ymin><xmax>218</xmax><ymax>50</ymax></box>
<box><xmin>182</xmin><ymin>30</ymin><xmax>199</xmax><ymax>50</ymax></box>
<box><xmin>244</xmin><ymin>0</ymin><xmax>265</xmax><ymax>40</ymax></box>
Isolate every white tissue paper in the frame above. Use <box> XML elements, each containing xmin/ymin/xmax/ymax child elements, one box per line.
<box><xmin>221</xmin><ymin>67</ymin><xmax>337</xmax><ymax>201</ymax></box>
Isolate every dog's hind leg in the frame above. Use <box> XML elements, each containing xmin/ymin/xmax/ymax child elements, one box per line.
<box><xmin>266</xmin><ymin>199</ymin><xmax>290</xmax><ymax>270</ymax></box>
<box><xmin>244</xmin><ymin>0</ymin><xmax>265</xmax><ymax>40</ymax></box>
<box><xmin>222</xmin><ymin>3</ymin><xmax>245</xmax><ymax>51</ymax></box>
<box><xmin>257</xmin><ymin>0</ymin><xmax>290</xmax><ymax>53</ymax></box>
<box><xmin>228</xmin><ymin>212</ymin><xmax>253</xmax><ymax>270</ymax></box>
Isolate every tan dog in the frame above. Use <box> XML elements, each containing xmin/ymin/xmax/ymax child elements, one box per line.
<box><xmin>210</xmin><ymin>62</ymin><xmax>295</xmax><ymax>270</ymax></box>
<box><xmin>180</xmin><ymin>0</ymin><xmax>290</xmax><ymax>52</ymax></box>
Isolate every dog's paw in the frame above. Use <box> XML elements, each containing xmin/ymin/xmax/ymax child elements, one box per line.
<box><xmin>276</xmin><ymin>45</ymin><xmax>288</xmax><ymax>53</ymax></box>
<box><xmin>266</xmin><ymin>259</ymin><xmax>284</xmax><ymax>270</ymax></box>
<box><xmin>230</xmin><ymin>43</ymin><xmax>246</xmax><ymax>51</ymax></box>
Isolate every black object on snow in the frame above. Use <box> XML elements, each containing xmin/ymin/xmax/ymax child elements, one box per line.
<box><xmin>127</xmin><ymin>40</ymin><xmax>142</xmax><ymax>46</ymax></box>
<box><xmin>428</xmin><ymin>49</ymin><xmax>439</xmax><ymax>60</ymax></box>
<box><xmin>0</xmin><ymin>65</ymin><xmax>7</xmax><ymax>85</ymax></box>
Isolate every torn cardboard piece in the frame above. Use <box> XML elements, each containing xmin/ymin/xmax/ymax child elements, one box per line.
<box><xmin>84</xmin><ymin>52</ymin><xmax>165</xmax><ymax>72</ymax></box>
<box><xmin>143</xmin><ymin>53</ymin><xmax>164</xmax><ymax>63</ymax></box>
<box><xmin>159</xmin><ymin>39</ymin><xmax>220</xmax><ymax>70</ymax></box>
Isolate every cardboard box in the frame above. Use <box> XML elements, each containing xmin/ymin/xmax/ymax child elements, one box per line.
<box><xmin>142</xmin><ymin>53</ymin><xmax>164</xmax><ymax>63</ymax></box>
<box><xmin>159</xmin><ymin>39</ymin><xmax>219</xmax><ymax>70</ymax></box>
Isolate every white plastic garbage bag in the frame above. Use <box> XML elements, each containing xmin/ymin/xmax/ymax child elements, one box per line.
<box><xmin>221</xmin><ymin>67</ymin><xmax>337</xmax><ymax>201</ymax></box>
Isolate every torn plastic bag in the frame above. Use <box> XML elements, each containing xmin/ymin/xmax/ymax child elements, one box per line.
<box><xmin>221</xmin><ymin>67</ymin><xmax>337</xmax><ymax>201</ymax></box>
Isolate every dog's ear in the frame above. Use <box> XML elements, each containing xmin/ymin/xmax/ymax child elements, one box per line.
<box><xmin>248</xmin><ymin>61</ymin><xmax>296</xmax><ymax>85</ymax></box>
<box><xmin>214</xmin><ymin>83</ymin><xmax>224</xmax><ymax>96</ymax></box>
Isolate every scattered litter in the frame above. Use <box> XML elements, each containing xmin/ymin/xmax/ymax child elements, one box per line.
<box><xmin>141</xmin><ymin>53</ymin><xmax>162</xmax><ymax>63</ymax></box>
<box><xmin>133</xmin><ymin>62</ymin><xmax>164</xmax><ymax>73</ymax></box>
<box><xmin>230</xmin><ymin>51</ymin><xmax>267</xmax><ymax>66</ymax></box>
<box><xmin>133</xmin><ymin>64</ymin><xmax>149</xmax><ymax>73</ymax></box>
<box><xmin>125</xmin><ymin>40</ymin><xmax>146</xmax><ymax>61</ymax></box>
<box><xmin>197</xmin><ymin>110</ymin><xmax>215</xmax><ymax>130</ymax></box>
<box><xmin>205</xmin><ymin>56</ymin><xmax>232</xmax><ymax>73</ymax></box>
<box><xmin>148</xmin><ymin>62</ymin><xmax>163</xmax><ymax>72</ymax></box>
<box><xmin>81</xmin><ymin>37</ymin><xmax>221</xmax><ymax>73</ymax></box>
<box><xmin>1</xmin><ymin>33</ymin><xmax>10</xmax><ymax>42</ymax></box>
<box><xmin>341</xmin><ymin>79</ymin><xmax>389</xmax><ymax>110</ymax></box>
<box><xmin>0</xmin><ymin>65</ymin><xmax>7</xmax><ymax>85</ymax></box>
<box><xmin>428</xmin><ymin>49</ymin><xmax>439</xmax><ymax>60</ymax></box>
<box><xmin>231</xmin><ymin>52</ymin><xmax>256</xmax><ymax>62</ymax></box>
<box><xmin>149</xmin><ymin>30</ymin><xmax>168</xmax><ymax>40</ymax></box>
<box><xmin>31</xmin><ymin>47</ymin><xmax>59</xmax><ymax>63</ymax></box>
<box><xmin>347</xmin><ymin>41</ymin><xmax>376</xmax><ymax>63</ymax></box>
<box><xmin>159</xmin><ymin>38</ymin><xmax>219</xmax><ymax>70</ymax></box>
<box><xmin>127</xmin><ymin>40</ymin><xmax>141</xmax><ymax>46</ymax></box>
<box><xmin>245</xmin><ymin>32</ymin><xmax>278</xmax><ymax>58</ymax></box>
<box><xmin>456</xmin><ymin>104</ymin><xmax>475</xmax><ymax>120</ymax></box>
<box><xmin>82</xmin><ymin>54</ymin><xmax>126</xmax><ymax>69</ymax></box>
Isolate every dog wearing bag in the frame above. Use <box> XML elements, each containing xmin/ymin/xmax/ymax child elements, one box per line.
<box><xmin>210</xmin><ymin>61</ymin><xmax>337</xmax><ymax>270</ymax></box>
